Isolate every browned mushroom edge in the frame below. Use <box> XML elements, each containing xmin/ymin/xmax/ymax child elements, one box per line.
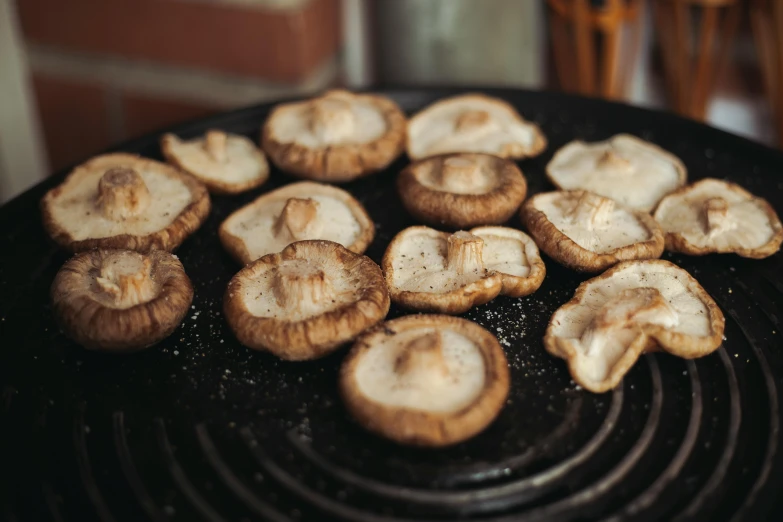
<box><xmin>406</xmin><ymin>93</ymin><xmax>547</xmax><ymax>161</ymax></box>
<box><xmin>218</xmin><ymin>181</ymin><xmax>375</xmax><ymax>265</ymax></box>
<box><xmin>223</xmin><ymin>240</ymin><xmax>390</xmax><ymax>360</ymax></box>
<box><xmin>161</xmin><ymin>130</ymin><xmax>270</xmax><ymax>195</ymax></box>
<box><xmin>397</xmin><ymin>152</ymin><xmax>528</xmax><ymax>229</ymax></box>
<box><xmin>40</xmin><ymin>153</ymin><xmax>210</xmax><ymax>253</ymax></box>
<box><xmin>381</xmin><ymin>226</ymin><xmax>504</xmax><ymax>314</ymax></box>
<box><xmin>51</xmin><ymin>249</ymin><xmax>194</xmax><ymax>352</ymax></box>
<box><xmin>261</xmin><ymin>90</ymin><xmax>407</xmax><ymax>182</ymax></box>
<box><xmin>469</xmin><ymin>226</ymin><xmax>546</xmax><ymax>297</ymax></box>
<box><xmin>520</xmin><ymin>190</ymin><xmax>665</xmax><ymax>273</ymax></box>
<box><xmin>339</xmin><ymin>314</ymin><xmax>510</xmax><ymax>447</ymax></box>
<box><xmin>654</xmin><ymin>178</ymin><xmax>783</xmax><ymax>259</ymax></box>
<box><xmin>543</xmin><ymin>259</ymin><xmax>725</xmax><ymax>392</ymax></box>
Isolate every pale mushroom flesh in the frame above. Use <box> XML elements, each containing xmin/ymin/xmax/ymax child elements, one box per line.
<box><xmin>653</xmin><ymin>178</ymin><xmax>783</xmax><ymax>257</ymax></box>
<box><xmin>469</xmin><ymin>226</ymin><xmax>546</xmax><ymax>296</ymax></box>
<box><xmin>547</xmin><ymin>134</ymin><xmax>686</xmax><ymax>212</ymax></box>
<box><xmin>527</xmin><ymin>191</ymin><xmax>662</xmax><ymax>254</ymax></box>
<box><xmin>353</xmin><ymin>328</ymin><xmax>486</xmax><ymax>413</ymax></box>
<box><xmin>44</xmin><ymin>155</ymin><xmax>198</xmax><ymax>242</ymax></box>
<box><xmin>220</xmin><ymin>182</ymin><xmax>372</xmax><ymax>263</ymax></box>
<box><xmin>385</xmin><ymin>227</ymin><xmax>496</xmax><ymax>295</ymax></box>
<box><xmin>162</xmin><ymin>130</ymin><xmax>269</xmax><ymax>189</ymax></box>
<box><xmin>407</xmin><ymin>94</ymin><xmax>545</xmax><ymax>160</ymax></box>
<box><xmin>415</xmin><ymin>155</ymin><xmax>505</xmax><ymax>195</ymax></box>
<box><xmin>546</xmin><ymin>260</ymin><xmax>724</xmax><ymax>392</ymax></box>
<box><xmin>234</xmin><ymin>255</ymin><xmax>365</xmax><ymax>323</ymax></box>
<box><xmin>268</xmin><ymin>90</ymin><xmax>390</xmax><ymax>148</ymax></box>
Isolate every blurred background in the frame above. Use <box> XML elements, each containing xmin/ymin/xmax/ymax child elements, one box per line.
<box><xmin>0</xmin><ymin>0</ymin><xmax>779</xmax><ymax>202</ymax></box>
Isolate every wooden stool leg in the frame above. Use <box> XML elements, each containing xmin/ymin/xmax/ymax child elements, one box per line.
<box><xmin>573</xmin><ymin>0</ymin><xmax>596</xmax><ymax>95</ymax></box>
<box><xmin>773</xmin><ymin>1</ymin><xmax>783</xmax><ymax>147</ymax></box>
<box><xmin>691</xmin><ymin>6</ymin><xmax>719</xmax><ymax>119</ymax></box>
<box><xmin>551</xmin><ymin>10</ymin><xmax>576</xmax><ymax>92</ymax></box>
<box><xmin>751</xmin><ymin>1</ymin><xmax>777</xmax><ymax>115</ymax></box>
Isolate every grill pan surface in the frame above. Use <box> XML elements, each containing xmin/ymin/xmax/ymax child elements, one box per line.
<box><xmin>1</xmin><ymin>88</ymin><xmax>782</xmax><ymax>522</ymax></box>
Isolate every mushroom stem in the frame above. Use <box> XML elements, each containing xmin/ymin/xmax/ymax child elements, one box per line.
<box><xmin>205</xmin><ymin>130</ymin><xmax>228</xmax><ymax>162</ymax></box>
<box><xmin>447</xmin><ymin>231</ymin><xmax>485</xmax><ymax>274</ymax></box>
<box><xmin>394</xmin><ymin>331</ymin><xmax>449</xmax><ymax>381</ymax></box>
<box><xmin>440</xmin><ymin>157</ymin><xmax>482</xmax><ymax>192</ymax></box>
<box><xmin>96</xmin><ymin>167</ymin><xmax>151</xmax><ymax>220</ymax></box>
<box><xmin>597</xmin><ymin>149</ymin><xmax>632</xmax><ymax>170</ymax></box>
<box><xmin>272</xmin><ymin>260</ymin><xmax>333</xmax><ymax>312</ymax></box>
<box><xmin>455</xmin><ymin>110</ymin><xmax>491</xmax><ymax>131</ymax></box>
<box><xmin>310</xmin><ymin>97</ymin><xmax>355</xmax><ymax>143</ymax></box>
<box><xmin>704</xmin><ymin>197</ymin><xmax>733</xmax><ymax>236</ymax></box>
<box><xmin>568</xmin><ymin>192</ymin><xmax>615</xmax><ymax>229</ymax></box>
<box><xmin>95</xmin><ymin>254</ymin><xmax>157</xmax><ymax>308</ymax></box>
<box><xmin>273</xmin><ymin>198</ymin><xmax>321</xmax><ymax>241</ymax></box>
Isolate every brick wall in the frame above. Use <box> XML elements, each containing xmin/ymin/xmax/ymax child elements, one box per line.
<box><xmin>18</xmin><ymin>0</ymin><xmax>342</xmax><ymax>172</ymax></box>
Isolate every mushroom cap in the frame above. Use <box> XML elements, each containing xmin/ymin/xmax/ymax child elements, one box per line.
<box><xmin>653</xmin><ymin>178</ymin><xmax>783</xmax><ymax>259</ymax></box>
<box><xmin>219</xmin><ymin>181</ymin><xmax>375</xmax><ymax>265</ymax></box>
<box><xmin>544</xmin><ymin>260</ymin><xmax>725</xmax><ymax>393</ymax></box>
<box><xmin>261</xmin><ymin>89</ymin><xmax>406</xmax><ymax>182</ymax></box>
<box><xmin>223</xmin><ymin>240</ymin><xmax>390</xmax><ymax>360</ymax></box>
<box><xmin>51</xmin><ymin>249</ymin><xmax>193</xmax><ymax>352</ymax></box>
<box><xmin>468</xmin><ymin>226</ymin><xmax>546</xmax><ymax>297</ymax></box>
<box><xmin>381</xmin><ymin>226</ymin><xmax>504</xmax><ymax>314</ymax></box>
<box><xmin>546</xmin><ymin>134</ymin><xmax>687</xmax><ymax>212</ymax></box>
<box><xmin>41</xmin><ymin>153</ymin><xmax>210</xmax><ymax>252</ymax></box>
<box><xmin>340</xmin><ymin>314</ymin><xmax>510</xmax><ymax>447</ymax></box>
<box><xmin>161</xmin><ymin>130</ymin><xmax>270</xmax><ymax>194</ymax></box>
<box><xmin>406</xmin><ymin>94</ymin><xmax>547</xmax><ymax>160</ymax></box>
<box><xmin>521</xmin><ymin>190</ymin><xmax>665</xmax><ymax>273</ymax></box>
<box><xmin>397</xmin><ymin>153</ymin><xmax>528</xmax><ymax>228</ymax></box>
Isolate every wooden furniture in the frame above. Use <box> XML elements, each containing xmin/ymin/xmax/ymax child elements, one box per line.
<box><xmin>653</xmin><ymin>0</ymin><xmax>742</xmax><ymax>121</ymax></box>
<box><xmin>750</xmin><ymin>0</ymin><xmax>783</xmax><ymax>147</ymax></box>
<box><xmin>547</xmin><ymin>0</ymin><xmax>644</xmax><ymax>99</ymax></box>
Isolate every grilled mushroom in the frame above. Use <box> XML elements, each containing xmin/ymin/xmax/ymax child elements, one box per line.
<box><xmin>41</xmin><ymin>153</ymin><xmax>210</xmax><ymax>252</ymax></box>
<box><xmin>223</xmin><ymin>240</ymin><xmax>390</xmax><ymax>360</ymax></box>
<box><xmin>544</xmin><ymin>260</ymin><xmax>725</xmax><ymax>393</ymax></box>
<box><xmin>219</xmin><ymin>181</ymin><xmax>374</xmax><ymax>265</ymax></box>
<box><xmin>261</xmin><ymin>90</ymin><xmax>406</xmax><ymax>182</ymax></box>
<box><xmin>340</xmin><ymin>314</ymin><xmax>510</xmax><ymax>447</ymax></box>
<box><xmin>406</xmin><ymin>94</ymin><xmax>546</xmax><ymax>160</ymax></box>
<box><xmin>653</xmin><ymin>178</ymin><xmax>783</xmax><ymax>259</ymax></box>
<box><xmin>161</xmin><ymin>130</ymin><xmax>269</xmax><ymax>194</ymax></box>
<box><xmin>397</xmin><ymin>153</ymin><xmax>528</xmax><ymax>228</ymax></box>
<box><xmin>546</xmin><ymin>134</ymin><xmax>686</xmax><ymax>212</ymax></box>
<box><xmin>382</xmin><ymin>227</ymin><xmax>504</xmax><ymax>314</ymax></box>
<box><xmin>521</xmin><ymin>190</ymin><xmax>665</xmax><ymax>272</ymax></box>
<box><xmin>469</xmin><ymin>226</ymin><xmax>546</xmax><ymax>297</ymax></box>
<box><xmin>51</xmin><ymin>249</ymin><xmax>193</xmax><ymax>351</ymax></box>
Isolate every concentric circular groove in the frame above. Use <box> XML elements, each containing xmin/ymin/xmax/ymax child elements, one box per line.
<box><xmin>112</xmin><ymin>412</ymin><xmax>167</xmax><ymax>522</ymax></box>
<box><xmin>154</xmin><ymin>419</ymin><xmax>227</xmax><ymax>522</ymax></box>
<box><xmin>73</xmin><ymin>404</ymin><xmax>118</xmax><ymax>522</ymax></box>
<box><xmin>724</xmin><ymin>307</ymin><xmax>780</xmax><ymax>522</ymax></box>
<box><xmin>282</xmin><ymin>387</ymin><xmax>622</xmax><ymax>514</ymax></box>
<box><xmin>674</xmin><ymin>348</ymin><xmax>741</xmax><ymax>522</ymax></box>
<box><xmin>604</xmin><ymin>360</ymin><xmax>702</xmax><ymax>521</ymax></box>
<box><xmin>194</xmin><ymin>424</ymin><xmax>291</xmax><ymax>522</ymax></box>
